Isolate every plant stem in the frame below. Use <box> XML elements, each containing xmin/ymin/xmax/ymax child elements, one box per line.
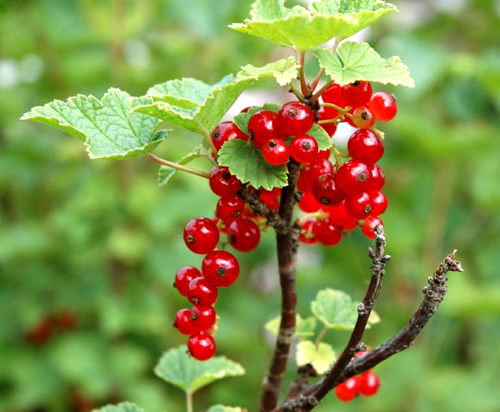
<box><xmin>299</xmin><ymin>51</ymin><xmax>310</xmax><ymax>97</ymax></box>
<box><xmin>290</xmin><ymin>82</ymin><xmax>306</xmax><ymax>102</ymax></box>
<box><xmin>309</xmin><ymin>68</ymin><xmax>325</xmax><ymax>94</ymax></box>
<box><xmin>310</xmin><ymin>80</ymin><xmax>333</xmax><ymax>104</ymax></box>
<box><xmin>314</xmin><ymin>327</ymin><xmax>329</xmax><ymax>347</ymax></box>
<box><xmin>147</xmin><ymin>153</ymin><xmax>210</xmax><ymax>179</ymax></box>
<box><xmin>186</xmin><ymin>391</ymin><xmax>193</xmax><ymax>412</ymax></box>
<box><xmin>321</xmin><ymin>103</ymin><xmax>353</xmax><ymax>119</ymax></box>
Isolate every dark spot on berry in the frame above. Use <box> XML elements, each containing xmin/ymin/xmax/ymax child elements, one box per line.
<box><xmin>217</xmin><ymin>267</ymin><xmax>227</xmax><ymax>277</ymax></box>
<box><xmin>235</xmin><ymin>211</ymin><xmax>242</xmax><ymax>217</ymax></box>
<box><xmin>214</xmin><ymin>128</ymin><xmax>221</xmax><ymax>138</ymax></box>
<box><xmin>302</xmin><ymin>142</ymin><xmax>311</xmax><ymax>151</ymax></box>
<box><xmin>353</xmin><ymin>81</ymin><xmax>360</xmax><ymax>87</ymax></box>
<box><xmin>172</xmin><ymin>321</ymin><xmax>178</xmax><ymax>328</ymax></box>
<box><xmin>361</xmin><ymin>111</ymin><xmax>370</xmax><ymax>120</ymax></box>
<box><xmin>269</xmin><ymin>140</ymin><xmax>277</xmax><ymax>148</ymax></box>
<box><xmin>365</xmin><ymin>205</ymin><xmax>372</xmax><ymax>214</ymax></box>
<box><xmin>228</xmin><ymin>234</ymin><xmax>236</xmax><ymax>244</ymax></box>
<box><xmin>222</xmin><ymin>172</ymin><xmax>231</xmax><ymax>180</ymax></box>
<box><xmin>321</xmin><ymin>197</ymin><xmax>331</xmax><ymax>205</ymax></box>
<box><xmin>288</xmin><ymin>108</ymin><xmax>298</xmax><ymax>118</ymax></box>
<box><xmin>190</xmin><ymin>312</ymin><xmax>198</xmax><ymax>321</ymax></box>
<box><xmin>357</xmin><ymin>172</ymin><xmax>367</xmax><ymax>183</ymax></box>
<box><xmin>173</xmin><ymin>282</ymin><xmax>176</xmax><ymax>288</ymax></box>
<box><xmin>186</xmin><ymin>234</ymin><xmax>195</xmax><ymax>243</ymax></box>
<box><xmin>192</xmin><ymin>297</ymin><xmax>200</xmax><ymax>305</ymax></box>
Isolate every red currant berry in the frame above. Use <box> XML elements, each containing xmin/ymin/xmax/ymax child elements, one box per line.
<box><xmin>328</xmin><ymin>202</ymin><xmax>358</xmax><ymax>231</ymax></box>
<box><xmin>174</xmin><ymin>266</ymin><xmax>202</xmax><ymax>296</ymax></box>
<box><xmin>369</xmin><ymin>92</ymin><xmax>397</xmax><ymax>122</ymax></box>
<box><xmin>299</xmin><ymin>192</ymin><xmax>322</xmax><ymax>213</ymax></box>
<box><xmin>335</xmin><ymin>377</ymin><xmax>361</xmax><ymax>402</ymax></box>
<box><xmin>345</xmin><ymin>192</ymin><xmax>374</xmax><ymax>220</ymax></box>
<box><xmin>350</xmin><ymin>107</ymin><xmax>375</xmax><ymax>129</ymax></box>
<box><xmin>369</xmin><ymin>191</ymin><xmax>388</xmax><ymax>216</ymax></box>
<box><xmin>298</xmin><ymin>159</ymin><xmax>334</xmax><ymax>193</ymax></box>
<box><xmin>188</xmin><ymin>331</ymin><xmax>216</xmax><ymax>361</ymax></box>
<box><xmin>318</xmin><ymin>106</ymin><xmax>338</xmax><ymax>137</ymax></box>
<box><xmin>322</xmin><ymin>83</ymin><xmax>345</xmax><ymax>108</ymax></box>
<box><xmin>184</xmin><ymin>217</ymin><xmax>220</xmax><ymax>254</ymax></box>
<box><xmin>210</xmin><ymin>167</ymin><xmax>241</xmax><ymax>197</ymax></box>
<box><xmin>262</xmin><ymin>196</ymin><xmax>279</xmax><ymax>211</ymax></box>
<box><xmin>355</xmin><ymin>350</ymin><xmax>370</xmax><ymax>358</ymax></box>
<box><xmin>174</xmin><ymin>308</ymin><xmax>195</xmax><ymax>335</ymax></box>
<box><xmin>187</xmin><ymin>277</ymin><xmax>218</xmax><ymax>307</ymax></box>
<box><xmin>262</xmin><ymin>138</ymin><xmax>290</xmax><ymax>166</ymax></box>
<box><xmin>318</xmin><ymin>149</ymin><xmax>331</xmax><ymax>160</ymax></box>
<box><xmin>202</xmin><ymin>250</ymin><xmax>240</xmax><ymax>287</ymax></box>
<box><xmin>248</xmin><ymin>110</ymin><xmax>281</xmax><ymax>149</ymax></box>
<box><xmin>216</xmin><ymin>195</ymin><xmax>245</xmax><ymax>222</ymax></box>
<box><xmin>361</xmin><ymin>216</ymin><xmax>383</xmax><ymax>239</ymax></box>
<box><xmin>212</xmin><ymin>121</ymin><xmax>248</xmax><ymax>152</ymax></box>
<box><xmin>299</xmin><ymin>220</ymin><xmax>319</xmax><ymax>245</ymax></box>
<box><xmin>336</xmin><ymin>160</ymin><xmax>372</xmax><ymax>194</ymax></box>
<box><xmin>312</xmin><ymin>174</ymin><xmax>346</xmax><ymax>206</ymax></box>
<box><xmin>359</xmin><ymin>371</ymin><xmax>380</xmax><ymax>396</ymax></box>
<box><xmin>367</xmin><ymin>164</ymin><xmax>385</xmax><ymax>191</ymax></box>
<box><xmin>227</xmin><ymin>218</ymin><xmax>261</xmax><ymax>252</ymax></box>
<box><xmin>342</xmin><ymin>81</ymin><xmax>372</xmax><ymax>108</ymax></box>
<box><xmin>316</xmin><ymin>219</ymin><xmax>342</xmax><ymax>247</ymax></box>
<box><xmin>240</xmin><ymin>106</ymin><xmax>256</xmax><ymax>113</ymax></box>
<box><xmin>278</xmin><ymin>101</ymin><xmax>315</xmax><ymax>136</ymax></box>
<box><xmin>290</xmin><ymin>135</ymin><xmax>319</xmax><ymax>164</ymax></box>
<box><xmin>348</xmin><ymin>130</ymin><xmax>384</xmax><ymax>164</ymax></box>
<box><xmin>191</xmin><ymin>306</ymin><xmax>216</xmax><ymax>332</ymax></box>
<box><xmin>259</xmin><ymin>188</ymin><xmax>281</xmax><ymax>202</ymax></box>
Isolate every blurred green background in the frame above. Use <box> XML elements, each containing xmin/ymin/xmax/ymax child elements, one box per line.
<box><xmin>1</xmin><ymin>0</ymin><xmax>500</xmax><ymax>411</ymax></box>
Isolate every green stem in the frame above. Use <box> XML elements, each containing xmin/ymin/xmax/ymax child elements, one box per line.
<box><xmin>321</xmin><ymin>103</ymin><xmax>353</xmax><ymax>119</ymax></box>
<box><xmin>299</xmin><ymin>51</ymin><xmax>310</xmax><ymax>97</ymax></box>
<box><xmin>290</xmin><ymin>82</ymin><xmax>306</xmax><ymax>102</ymax></box>
<box><xmin>186</xmin><ymin>391</ymin><xmax>193</xmax><ymax>412</ymax></box>
<box><xmin>315</xmin><ymin>327</ymin><xmax>329</xmax><ymax>347</ymax></box>
<box><xmin>147</xmin><ymin>154</ymin><xmax>210</xmax><ymax>179</ymax></box>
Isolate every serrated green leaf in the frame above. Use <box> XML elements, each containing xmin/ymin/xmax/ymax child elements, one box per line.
<box><xmin>155</xmin><ymin>346</ymin><xmax>245</xmax><ymax>394</ymax></box>
<box><xmin>92</xmin><ymin>402</ymin><xmax>144</xmax><ymax>412</ymax></box>
<box><xmin>238</xmin><ymin>57</ymin><xmax>300</xmax><ymax>86</ymax></box>
<box><xmin>218</xmin><ymin>139</ymin><xmax>288</xmax><ymax>190</ymax></box>
<box><xmin>314</xmin><ymin>42</ymin><xmax>415</xmax><ymax>87</ymax></box>
<box><xmin>306</xmin><ymin>124</ymin><xmax>333</xmax><ymax>150</ymax></box>
<box><xmin>21</xmin><ymin>88</ymin><xmax>169</xmax><ymax>160</ymax></box>
<box><xmin>296</xmin><ymin>341</ymin><xmax>335</xmax><ymax>374</ymax></box>
<box><xmin>250</xmin><ymin>0</ymin><xmax>288</xmax><ymax>20</ymax></box>
<box><xmin>233</xmin><ymin>103</ymin><xmax>281</xmax><ymax>135</ymax></box>
<box><xmin>207</xmin><ymin>406</ymin><xmax>244</xmax><ymax>412</ymax></box>
<box><xmin>311</xmin><ymin>0</ymin><xmax>395</xmax><ymax>15</ymax></box>
<box><xmin>265</xmin><ymin>314</ymin><xmax>317</xmax><ymax>340</ymax></box>
<box><xmin>158</xmin><ymin>145</ymin><xmax>206</xmax><ymax>187</ymax></box>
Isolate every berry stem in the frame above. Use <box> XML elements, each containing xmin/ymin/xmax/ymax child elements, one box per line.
<box><xmin>299</xmin><ymin>51</ymin><xmax>310</xmax><ymax>98</ymax></box>
<box><xmin>297</xmin><ymin>210</ymin><xmax>328</xmax><ymax>226</ymax></box>
<box><xmin>370</xmin><ymin>126</ymin><xmax>386</xmax><ymax>140</ymax></box>
<box><xmin>147</xmin><ymin>153</ymin><xmax>210</xmax><ymax>179</ymax></box>
<box><xmin>186</xmin><ymin>391</ymin><xmax>193</xmax><ymax>412</ymax></box>
<box><xmin>331</xmin><ymin>144</ymin><xmax>343</xmax><ymax>169</ymax></box>
<box><xmin>199</xmin><ymin>126</ymin><xmax>219</xmax><ymax>155</ymax></box>
<box><xmin>321</xmin><ymin>103</ymin><xmax>354</xmax><ymax>120</ymax></box>
<box><xmin>310</xmin><ymin>79</ymin><xmax>333</xmax><ymax>104</ymax></box>
<box><xmin>314</xmin><ymin>326</ymin><xmax>329</xmax><ymax>347</ymax></box>
<box><xmin>289</xmin><ymin>81</ymin><xmax>306</xmax><ymax>102</ymax></box>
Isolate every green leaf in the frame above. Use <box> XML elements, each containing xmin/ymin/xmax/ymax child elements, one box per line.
<box><xmin>306</xmin><ymin>124</ymin><xmax>333</xmax><ymax>150</ymax></box>
<box><xmin>92</xmin><ymin>402</ymin><xmax>144</xmax><ymax>412</ymax></box>
<box><xmin>314</xmin><ymin>42</ymin><xmax>415</xmax><ymax>87</ymax></box>
<box><xmin>238</xmin><ymin>57</ymin><xmax>300</xmax><ymax>86</ymax></box>
<box><xmin>296</xmin><ymin>341</ymin><xmax>335</xmax><ymax>375</ymax></box>
<box><xmin>265</xmin><ymin>314</ymin><xmax>317</xmax><ymax>340</ymax></box>
<box><xmin>158</xmin><ymin>145</ymin><xmax>205</xmax><ymax>187</ymax></box>
<box><xmin>154</xmin><ymin>346</ymin><xmax>245</xmax><ymax>394</ymax></box>
<box><xmin>233</xmin><ymin>103</ymin><xmax>281</xmax><ymax>135</ymax></box>
<box><xmin>311</xmin><ymin>0</ymin><xmax>395</xmax><ymax>14</ymax></box>
<box><xmin>21</xmin><ymin>88</ymin><xmax>169</xmax><ymax>160</ymax></box>
<box><xmin>207</xmin><ymin>406</ymin><xmax>244</xmax><ymax>412</ymax></box>
<box><xmin>250</xmin><ymin>0</ymin><xmax>288</xmax><ymax>20</ymax></box>
<box><xmin>218</xmin><ymin>139</ymin><xmax>288</xmax><ymax>190</ymax></box>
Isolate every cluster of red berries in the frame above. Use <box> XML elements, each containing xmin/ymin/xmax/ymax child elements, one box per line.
<box><xmin>335</xmin><ymin>352</ymin><xmax>380</xmax><ymax>402</ymax></box>
<box><xmin>26</xmin><ymin>311</ymin><xmax>77</xmax><ymax>345</ymax></box>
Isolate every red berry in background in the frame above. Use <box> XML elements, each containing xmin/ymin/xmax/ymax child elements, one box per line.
<box><xmin>26</xmin><ymin>320</ymin><xmax>53</xmax><ymax>345</ymax></box>
<box><xmin>348</xmin><ymin>129</ymin><xmax>384</xmax><ymax>164</ymax></box>
<box><xmin>259</xmin><ymin>188</ymin><xmax>281</xmax><ymax>202</ymax></box>
<box><xmin>299</xmin><ymin>220</ymin><xmax>319</xmax><ymax>245</ymax></box>
<box><xmin>355</xmin><ymin>350</ymin><xmax>370</xmax><ymax>358</ymax></box>
<box><xmin>299</xmin><ymin>192</ymin><xmax>322</xmax><ymax>213</ymax></box>
<box><xmin>290</xmin><ymin>135</ymin><xmax>319</xmax><ymax>164</ymax></box>
<box><xmin>188</xmin><ymin>331</ymin><xmax>217</xmax><ymax>361</ymax></box>
<box><xmin>202</xmin><ymin>250</ymin><xmax>240</xmax><ymax>287</ymax></box>
<box><xmin>359</xmin><ymin>371</ymin><xmax>380</xmax><ymax>396</ymax></box>
<box><xmin>175</xmin><ymin>266</ymin><xmax>202</xmax><ymax>296</ymax></box>
<box><xmin>210</xmin><ymin>166</ymin><xmax>241</xmax><ymax>197</ymax></box>
<box><xmin>369</xmin><ymin>191</ymin><xmax>388</xmax><ymax>216</ymax></box>
<box><xmin>262</xmin><ymin>196</ymin><xmax>280</xmax><ymax>211</ymax></box>
<box><xmin>328</xmin><ymin>202</ymin><xmax>358</xmax><ymax>231</ymax></box>
<box><xmin>369</xmin><ymin>92</ymin><xmax>397</xmax><ymax>122</ymax></box>
<box><xmin>318</xmin><ymin>149</ymin><xmax>331</xmax><ymax>160</ymax></box>
<box><xmin>184</xmin><ymin>217</ymin><xmax>220</xmax><ymax>254</ymax></box>
<box><xmin>174</xmin><ymin>308</ymin><xmax>195</xmax><ymax>335</ymax></box>
<box><xmin>367</xmin><ymin>164</ymin><xmax>385</xmax><ymax>191</ymax></box>
<box><xmin>228</xmin><ymin>218</ymin><xmax>261</xmax><ymax>252</ymax></box>
<box><xmin>57</xmin><ymin>311</ymin><xmax>77</xmax><ymax>331</ymax></box>
<box><xmin>216</xmin><ymin>195</ymin><xmax>245</xmax><ymax>222</ymax></box>
<box><xmin>361</xmin><ymin>216</ymin><xmax>384</xmax><ymax>239</ymax></box>
<box><xmin>350</xmin><ymin>107</ymin><xmax>375</xmax><ymax>129</ymax></box>
<box><xmin>187</xmin><ymin>277</ymin><xmax>219</xmax><ymax>307</ymax></box>
<box><xmin>298</xmin><ymin>158</ymin><xmax>334</xmax><ymax>192</ymax></box>
<box><xmin>212</xmin><ymin>121</ymin><xmax>248</xmax><ymax>152</ymax></box>
<box><xmin>262</xmin><ymin>138</ymin><xmax>290</xmax><ymax>165</ymax></box>
<box><xmin>312</xmin><ymin>174</ymin><xmax>346</xmax><ymax>206</ymax></box>
<box><xmin>342</xmin><ymin>81</ymin><xmax>373</xmax><ymax>108</ymax></box>
<box><xmin>336</xmin><ymin>160</ymin><xmax>372</xmax><ymax>194</ymax></box>
<box><xmin>316</xmin><ymin>219</ymin><xmax>343</xmax><ymax>247</ymax></box>
<box><xmin>248</xmin><ymin>110</ymin><xmax>281</xmax><ymax>149</ymax></box>
<box><xmin>345</xmin><ymin>192</ymin><xmax>374</xmax><ymax>220</ymax></box>
<box><xmin>278</xmin><ymin>101</ymin><xmax>315</xmax><ymax>136</ymax></box>
<box><xmin>322</xmin><ymin>83</ymin><xmax>345</xmax><ymax>108</ymax></box>
<box><xmin>191</xmin><ymin>306</ymin><xmax>217</xmax><ymax>332</ymax></box>
<box><xmin>335</xmin><ymin>377</ymin><xmax>361</xmax><ymax>402</ymax></box>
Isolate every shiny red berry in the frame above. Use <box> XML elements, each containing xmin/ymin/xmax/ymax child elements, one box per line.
<box><xmin>174</xmin><ymin>266</ymin><xmax>202</xmax><ymax>296</ymax></box>
<box><xmin>342</xmin><ymin>81</ymin><xmax>372</xmax><ymax>108</ymax></box>
<box><xmin>259</xmin><ymin>188</ymin><xmax>281</xmax><ymax>202</ymax></box>
<box><xmin>298</xmin><ymin>159</ymin><xmax>334</xmax><ymax>192</ymax></box>
<box><xmin>262</xmin><ymin>196</ymin><xmax>279</xmax><ymax>210</ymax></box>
<box><xmin>367</xmin><ymin>164</ymin><xmax>385</xmax><ymax>191</ymax></box>
<box><xmin>188</xmin><ymin>331</ymin><xmax>216</xmax><ymax>361</ymax></box>
<box><xmin>184</xmin><ymin>217</ymin><xmax>220</xmax><ymax>254</ymax></box>
<box><xmin>361</xmin><ymin>216</ymin><xmax>383</xmax><ymax>239</ymax></box>
<box><xmin>312</xmin><ymin>174</ymin><xmax>346</xmax><ymax>206</ymax></box>
<box><xmin>318</xmin><ymin>106</ymin><xmax>338</xmax><ymax>136</ymax></box>
<box><xmin>191</xmin><ymin>306</ymin><xmax>217</xmax><ymax>332</ymax></box>
<box><xmin>187</xmin><ymin>277</ymin><xmax>218</xmax><ymax>307</ymax></box>
<box><xmin>336</xmin><ymin>160</ymin><xmax>372</xmax><ymax>194</ymax></box>
<box><xmin>212</xmin><ymin>121</ymin><xmax>248</xmax><ymax>152</ymax></box>
<box><xmin>322</xmin><ymin>83</ymin><xmax>345</xmax><ymax>108</ymax></box>
<box><xmin>299</xmin><ymin>192</ymin><xmax>322</xmax><ymax>213</ymax></box>
<box><xmin>216</xmin><ymin>195</ymin><xmax>245</xmax><ymax>222</ymax></box>
<box><xmin>262</xmin><ymin>138</ymin><xmax>290</xmax><ymax>165</ymax></box>
<box><xmin>278</xmin><ymin>101</ymin><xmax>315</xmax><ymax>136</ymax></box>
<box><xmin>174</xmin><ymin>308</ymin><xmax>195</xmax><ymax>335</ymax></box>
<box><xmin>345</xmin><ymin>192</ymin><xmax>374</xmax><ymax>220</ymax></box>
<box><xmin>348</xmin><ymin>130</ymin><xmax>384</xmax><ymax>164</ymax></box>
<box><xmin>359</xmin><ymin>371</ymin><xmax>380</xmax><ymax>396</ymax></box>
<box><xmin>248</xmin><ymin>110</ymin><xmax>281</xmax><ymax>149</ymax></box>
<box><xmin>350</xmin><ymin>107</ymin><xmax>375</xmax><ymax>129</ymax></box>
<box><xmin>316</xmin><ymin>219</ymin><xmax>342</xmax><ymax>247</ymax></box>
<box><xmin>227</xmin><ymin>218</ymin><xmax>261</xmax><ymax>252</ymax></box>
<box><xmin>290</xmin><ymin>135</ymin><xmax>319</xmax><ymax>164</ymax></box>
<box><xmin>209</xmin><ymin>167</ymin><xmax>241</xmax><ymax>197</ymax></box>
<box><xmin>328</xmin><ymin>202</ymin><xmax>358</xmax><ymax>231</ymax></box>
<box><xmin>369</xmin><ymin>92</ymin><xmax>397</xmax><ymax>122</ymax></box>
<box><xmin>318</xmin><ymin>150</ymin><xmax>331</xmax><ymax>160</ymax></box>
<box><xmin>369</xmin><ymin>191</ymin><xmax>388</xmax><ymax>216</ymax></box>
<box><xmin>335</xmin><ymin>377</ymin><xmax>361</xmax><ymax>402</ymax></box>
<box><xmin>202</xmin><ymin>250</ymin><xmax>240</xmax><ymax>287</ymax></box>
<box><xmin>299</xmin><ymin>220</ymin><xmax>319</xmax><ymax>245</ymax></box>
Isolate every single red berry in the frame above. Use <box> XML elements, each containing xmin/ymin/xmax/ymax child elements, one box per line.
<box><xmin>318</xmin><ymin>149</ymin><xmax>331</xmax><ymax>160</ymax></box>
<box><xmin>259</xmin><ymin>188</ymin><xmax>281</xmax><ymax>202</ymax></box>
<box><xmin>335</xmin><ymin>377</ymin><xmax>361</xmax><ymax>402</ymax></box>
<box><xmin>299</xmin><ymin>220</ymin><xmax>318</xmax><ymax>245</ymax></box>
<box><xmin>336</xmin><ymin>160</ymin><xmax>372</xmax><ymax>194</ymax></box>
<box><xmin>350</xmin><ymin>107</ymin><xmax>375</xmax><ymax>129</ymax></box>
<box><xmin>240</xmin><ymin>106</ymin><xmax>256</xmax><ymax>113</ymax></box>
<box><xmin>361</xmin><ymin>216</ymin><xmax>383</xmax><ymax>239</ymax></box>
<box><xmin>248</xmin><ymin>110</ymin><xmax>282</xmax><ymax>149</ymax></box>
<box><xmin>322</xmin><ymin>83</ymin><xmax>345</xmax><ymax>108</ymax></box>
<box><xmin>348</xmin><ymin>130</ymin><xmax>384</xmax><ymax>164</ymax></box>
<box><xmin>184</xmin><ymin>217</ymin><xmax>220</xmax><ymax>254</ymax></box>
<box><xmin>369</xmin><ymin>191</ymin><xmax>388</xmax><ymax>216</ymax></box>
<box><xmin>298</xmin><ymin>159</ymin><xmax>334</xmax><ymax>192</ymax></box>
<box><xmin>369</xmin><ymin>92</ymin><xmax>397</xmax><ymax>122</ymax></box>
<box><xmin>57</xmin><ymin>311</ymin><xmax>77</xmax><ymax>331</ymax></box>
<box><xmin>312</xmin><ymin>174</ymin><xmax>346</xmax><ymax>206</ymax></box>
<box><xmin>188</xmin><ymin>331</ymin><xmax>216</xmax><ymax>361</ymax></box>
<box><xmin>212</xmin><ymin>121</ymin><xmax>248</xmax><ymax>152</ymax></box>
<box><xmin>227</xmin><ymin>218</ymin><xmax>261</xmax><ymax>252</ymax></box>
<box><xmin>318</xmin><ymin>106</ymin><xmax>338</xmax><ymax>137</ymax></box>
<box><xmin>209</xmin><ymin>167</ymin><xmax>241</xmax><ymax>197</ymax></box>
<box><xmin>290</xmin><ymin>135</ymin><xmax>319</xmax><ymax>164</ymax></box>
<box><xmin>262</xmin><ymin>196</ymin><xmax>279</xmax><ymax>211</ymax></box>
<box><xmin>202</xmin><ymin>250</ymin><xmax>240</xmax><ymax>287</ymax></box>
<box><xmin>278</xmin><ymin>101</ymin><xmax>315</xmax><ymax>136</ymax></box>
<box><xmin>359</xmin><ymin>371</ymin><xmax>380</xmax><ymax>397</ymax></box>
<box><xmin>216</xmin><ymin>195</ymin><xmax>245</xmax><ymax>222</ymax></box>
<box><xmin>191</xmin><ymin>306</ymin><xmax>217</xmax><ymax>332</ymax></box>
<box><xmin>328</xmin><ymin>202</ymin><xmax>358</xmax><ymax>231</ymax></box>
<box><xmin>262</xmin><ymin>138</ymin><xmax>290</xmax><ymax>165</ymax></box>
<box><xmin>316</xmin><ymin>219</ymin><xmax>343</xmax><ymax>247</ymax></box>
<box><xmin>174</xmin><ymin>308</ymin><xmax>195</xmax><ymax>335</ymax></box>
<box><xmin>367</xmin><ymin>164</ymin><xmax>385</xmax><ymax>191</ymax></box>
<box><xmin>342</xmin><ymin>81</ymin><xmax>373</xmax><ymax>108</ymax></box>
<box><xmin>174</xmin><ymin>266</ymin><xmax>202</xmax><ymax>296</ymax></box>
<box><xmin>187</xmin><ymin>277</ymin><xmax>218</xmax><ymax>307</ymax></box>
<box><xmin>299</xmin><ymin>192</ymin><xmax>323</xmax><ymax>213</ymax></box>
<box><xmin>345</xmin><ymin>192</ymin><xmax>374</xmax><ymax>220</ymax></box>
<box><xmin>26</xmin><ymin>320</ymin><xmax>53</xmax><ymax>345</ymax></box>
